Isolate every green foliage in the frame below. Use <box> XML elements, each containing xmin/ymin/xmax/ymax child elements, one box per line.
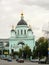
<box><xmin>13</xmin><ymin>51</ymin><xmax>19</xmax><ymax>55</ymax></box>
<box><xmin>24</xmin><ymin>45</ymin><xmax>32</xmax><ymax>58</ymax></box>
<box><xmin>19</xmin><ymin>49</ymin><xmax>22</xmax><ymax>57</ymax></box>
<box><xmin>12</xmin><ymin>51</ymin><xmax>19</xmax><ymax>58</ymax></box>
<box><xmin>33</xmin><ymin>37</ymin><xmax>48</xmax><ymax>59</ymax></box>
<box><xmin>18</xmin><ymin>45</ymin><xmax>32</xmax><ymax>59</ymax></box>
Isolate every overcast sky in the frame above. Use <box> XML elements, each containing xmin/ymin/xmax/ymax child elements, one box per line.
<box><xmin>0</xmin><ymin>0</ymin><xmax>49</xmax><ymax>39</ymax></box>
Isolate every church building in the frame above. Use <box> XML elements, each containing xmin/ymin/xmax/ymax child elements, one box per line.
<box><xmin>8</xmin><ymin>13</ymin><xmax>35</xmax><ymax>54</ymax></box>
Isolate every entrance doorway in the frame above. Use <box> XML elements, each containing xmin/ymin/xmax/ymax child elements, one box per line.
<box><xmin>18</xmin><ymin>42</ymin><xmax>25</xmax><ymax>58</ymax></box>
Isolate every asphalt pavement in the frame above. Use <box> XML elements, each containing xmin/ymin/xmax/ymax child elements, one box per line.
<box><xmin>0</xmin><ymin>59</ymin><xmax>49</xmax><ymax>65</ymax></box>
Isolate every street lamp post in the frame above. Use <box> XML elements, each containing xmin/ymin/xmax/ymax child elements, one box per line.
<box><xmin>38</xmin><ymin>43</ymin><xmax>41</xmax><ymax>62</ymax></box>
<box><xmin>38</xmin><ymin>51</ymin><xmax>40</xmax><ymax>61</ymax></box>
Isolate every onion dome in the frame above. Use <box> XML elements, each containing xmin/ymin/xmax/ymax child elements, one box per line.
<box><xmin>28</xmin><ymin>28</ymin><xmax>32</xmax><ymax>31</ymax></box>
<box><xmin>17</xmin><ymin>19</ymin><xmax>27</xmax><ymax>25</ymax></box>
<box><xmin>11</xmin><ymin>25</ymin><xmax>15</xmax><ymax>32</ymax></box>
<box><xmin>11</xmin><ymin>29</ymin><xmax>16</xmax><ymax>33</ymax></box>
<box><xmin>11</xmin><ymin>29</ymin><xmax>15</xmax><ymax>31</ymax></box>
<box><xmin>17</xmin><ymin>13</ymin><xmax>27</xmax><ymax>25</ymax></box>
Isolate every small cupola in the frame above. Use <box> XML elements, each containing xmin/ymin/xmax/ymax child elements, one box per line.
<box><xmin>27</xmin><ymin>25</ymin><xmax>33</xmax><ymax>36</ymax></box>
<box><xmin>11</xmin><ymin>25</ymin><xmax>15</xmax><ymax>32</ymax></box>
<box><xmin>28</xmin><ymin>25</ymin><xmax>32</xmax><ymax>32</ymax></box>
<box><xmin>28</xmin><ymin>28</ymin><xmax>32</xmax><ymax>31</ymax></box>
<box><xmin>11</xmin><ymin>25</ymin><xmax>16</xmax><ymax>37</ymax></box>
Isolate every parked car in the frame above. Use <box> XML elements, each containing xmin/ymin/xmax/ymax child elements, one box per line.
<box><xmin>16</xmin><ymin>58</ymin><xmax>19</xmax><ymax>61</ymax></box>
<box><xmin>0</xmin><ymin>55</ymin><xmax>5</xmax><ymax>60</ymax></box>
<box><xmin>38</xmin><ymin>57</ymin><xmax>47</xmax><ymax>64</ymax></box>
<box><xmin>31</xmin><ymin>59</ymin><xmax>39</xmax><ymax>62</ymax></box>
<box><xmin>7</xmin><ymin>56</ymin><xmax>12</xmax><ymax>62</ymax></box>
<box><xmin>17</xmin><ymin>58</ymin><xmax>24</xmax><ymax>63</ymax></box>
<box><xmin>1</xmin><ymin>55</ymin><xmax>8</xmax><ymax>60</ymax></box>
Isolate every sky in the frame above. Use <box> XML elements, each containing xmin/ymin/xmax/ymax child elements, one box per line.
<box><xmin>0</xmin><ymin>0</ymin><xmax>49</xmax><ymax>40</ymax></box>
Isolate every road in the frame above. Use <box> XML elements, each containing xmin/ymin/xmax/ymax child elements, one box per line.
<box><xmin>0</xmin><ymin>59</ymin><xmax>49</xmax><ymax>65</ymax></box>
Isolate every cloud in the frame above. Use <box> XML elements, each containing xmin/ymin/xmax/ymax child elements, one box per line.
<box><xmin>0</xmin><ymin>0</ymin><xmax>49</xmax><ymax>39</ymax></box>
<box><xmin>20</xmin><ymin>0</ymin><xmax>49</xmax><ymax>10</ymax></box>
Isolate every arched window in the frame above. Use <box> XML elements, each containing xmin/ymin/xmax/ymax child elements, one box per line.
<box><xmin>21</xmin><ymin>30</ymin><xmax>23</xmax><ymax>35</ymax></box>
<box><xmin>18</xmin><ymin>30</ymin><xmax>19</xmax><ymax>35</ymax></box>
<box><xmin>24</xmin><ymin>30</ymin><xmax>26</xmax><ymax>34</ymax></box>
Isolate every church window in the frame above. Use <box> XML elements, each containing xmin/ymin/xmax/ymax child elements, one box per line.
<box><xmin>11</xmin><ymin>44</ymin><xmax>12</xmax><ymax>48</ymax></box>
<box><xmin>21</xmin><ymin>30</ymin><xmax>23</xmax><ymax>35</ymax></box>
<box><xmin>18</xmin><ymin>30</ymin><xmax>19</xmax><ymax>35</ymax></box>
<box><xmin>24</xmin><ymin>30</ymin><xmax>26</xmax><ymax>34</ymax></box>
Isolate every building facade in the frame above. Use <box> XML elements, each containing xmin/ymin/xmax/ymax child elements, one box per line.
<box><xmin>9</xmin><ymin>13</ymin><xmax>35</xmax><ymax>54</ymax></box>
<box><xmin>0</xmin><ymin>39</ymin><xmax>9</xmax><ymax>57</ymax></box>
<box><xmin>1</xmin><ymin>13</ymin><xmax>35</xmax><ymax>54</ymax></box>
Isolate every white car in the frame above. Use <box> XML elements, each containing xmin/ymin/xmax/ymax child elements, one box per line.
<box><xmin>17</xmin><ymin>58</ymin><xmax>24</xmax><ymax>63</ymax></box>
<box><xmin>31</xmin><ymin>59</ymin><xmax>39</xmax><ymax>62</ymax></box>
<box><xmin>38</xmin><ymin>57</ymin><xmax>47</xmax><ymax>64</ymax></box>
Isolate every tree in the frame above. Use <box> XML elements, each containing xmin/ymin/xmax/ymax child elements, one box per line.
<box><xmin>23</xmin><ymin>45</ymin><xmax>32</xmax><ymax>59</ymax></box>
<box><xmin>33</xmin><ymin>37</ymin><xmax>48</xmax><ymax>59</ymax></box>
<box><xmin>19</xmin><ymin>49</ymin><xmax>22</xmax><ymax>58</ymax></box>
<box><xmin>18</xmin><ymin>45</ymin><xmax>32</xmax><ymax>59</ymax></box>
<box><xmin>13</xmin><ymin>51</ymin><xmax>19</xmax><ymax>59</ymax></box>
